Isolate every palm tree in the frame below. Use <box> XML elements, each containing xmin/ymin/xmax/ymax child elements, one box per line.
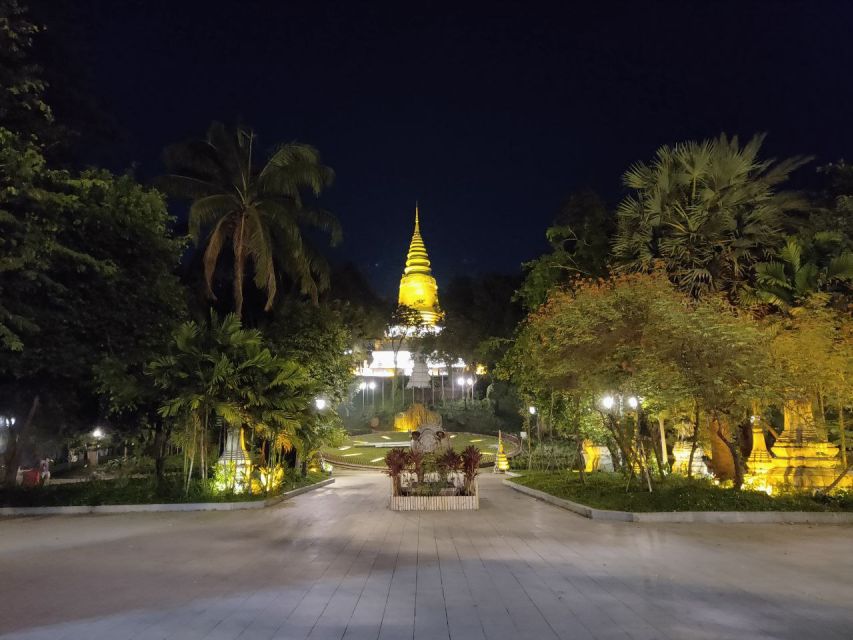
<box><xmin>746</xmin><ymin>236</ymin><xmax>853</xmax><ymax>310</ymax></box>
<box><xmin>160</xmin><ymin>122</ymin><xmax>341</xmax><ymax>318</ymax></box>
<box><xmin>612</xmin><ymin>133</ymin><xmax>810</xmax><ymax>299</ymax></box>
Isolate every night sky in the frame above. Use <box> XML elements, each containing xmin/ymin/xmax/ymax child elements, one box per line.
<box><xmin>35</xmin><ymin>0</ymin><xmax>853</xmax><ymax>297</ymax></box>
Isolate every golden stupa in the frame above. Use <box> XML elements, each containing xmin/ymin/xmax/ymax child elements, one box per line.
<box><xmin>398</xmin><ymin>205</ymin><xmax>442</xmax><ymax>326</ymax></box>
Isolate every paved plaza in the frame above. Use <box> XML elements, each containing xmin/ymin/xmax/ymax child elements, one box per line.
<box><xmin>0</xmin><ymin>472</ymin><xmax>851</xmax><ymax>640</ymax></box>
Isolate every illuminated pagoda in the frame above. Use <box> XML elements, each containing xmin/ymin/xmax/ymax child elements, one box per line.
<box><xmin>356</xmin><ymin>205</ymin><xmax>463</xmax><ymax>380</ymax></box>
<box><xmin>397</xmin><ymin>204</ymin><xmax>442</xmax><ymax>327</ymax></box>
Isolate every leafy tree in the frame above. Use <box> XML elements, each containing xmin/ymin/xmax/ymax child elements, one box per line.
<box><xmin>516</xmin><ymin>190</ymin><xmax>613</xmax><ymax>309</ymax></box>
<box><xmin>262</xmin><ymin>298</ymin><xmax>356</xmax><ymax>407</ymax></box>
<box><xmin>612</xmin><ymin>134</ymin><xmax>810</xmax><ymax>300</ymax></box>
<box><xmin>503</xmin><ymin>272</ymin><xmax>776</xmax><ymax>487</ymax></box>
<box><xmin>2</xmin><ymin>165</ymin><xmax>185</xmax><ymax>485</ymax></box>
<box><xmin>160</xmin><ymin>122</ymin><xmax>340</xmax><ymax>318</ymax></box>
<box><xmin>0</xmin><ymin>0</ymin><xmax>52</xmax><ymax>142</ymax></box>
<box><xmin>386</xmin><ymin>304</ymin><xmax>427</xmax><ymax>408</ymax></box>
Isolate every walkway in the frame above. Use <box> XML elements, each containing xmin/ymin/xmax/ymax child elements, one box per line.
<box><xmin>0</xmin><ymin>472</ymin><xmax>851</xmax><ymax>639</ymax></box>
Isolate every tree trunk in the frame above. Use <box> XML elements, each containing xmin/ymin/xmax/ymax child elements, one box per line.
<box><xmin>688</xmin><ymin>404</ymin><xmax>700</xmax><ymax>479</ymax></box>
<box><xmin>715</xmin><ymin>414</ymin><xmax>744</xmax><ymax>488</ymax></box>
<box><xmin>152</xmin><ymin>422</ymin><xmax>170</xmax><ymax>488</ymax></box>
<box><xmin>839</xmin><ymin>403</ymin><xmax>847</xmax><ymax>468</ymax></box>
<box><xmin>657</xmin><ymin>415</ymin><xmax>669</xmax><ymax>476</ymax></box>
<box><xmin>233</xmin><ymin>213</ymin><xmax>247</xmax><ymax>318</ymax></box>
<box><xmin>3</xmin><ymin>396</ymin><xmax>40</xmax><ymax>487</ymax></box>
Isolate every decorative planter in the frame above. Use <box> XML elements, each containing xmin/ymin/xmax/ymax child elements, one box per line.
<box><xmin>389</xmin><ymin>493</ymin><xmax>479</xmax><ymax>511</ymax></box>
<box><xmin>388</xmin><ymin>480</ymin><xmax>479</xmax><ymax>511</ymax></box>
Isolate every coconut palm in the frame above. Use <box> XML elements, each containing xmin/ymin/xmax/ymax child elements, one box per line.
<box><xmin>160</xmin><ymin>122</ymin><xmax>341</xmax><ymax>317</ymax></box>
<box><xmin>612</xmin><ymin>133</ymin><xmax>810</xmax><ymax>299</ymax></box>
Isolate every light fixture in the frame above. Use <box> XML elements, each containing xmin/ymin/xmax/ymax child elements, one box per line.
<box><xmin>627</xmin><ymin>396</ymin><xmax>639</xmax><ymax>409</ymax></box>
<box><xmin>368</xmin><ymin>381</ymin><xmax>376</xmax><ymax>390</ymax></box>
<box><xmin>601</xmin><ymin>395</ymin><xmax>615</xmax><ymax>410</ymax></box>
<box><xmin>528</xmin><ymin>406</ymin><xmax>536</xmax><ymax>415</ymax></box>
<box><xmin>466</xmin><ymin>377</ymin><xmax>474</xmax><ymax>386</ymax></box>
<box><xmin>457</xmin><ymin>377</ymin><xmax>465</xmax><ymax>386</ymax></box>
<box><xmin>315</xmin><ymin>398</ymin><xmax>327</xmax><ymax>411</ymax></box>
<box><xmin>92</xmin><ymin>427</ymin><xmax>104</xmax><ymax>439</ymax></box>
<box><xmin>358</xmin><ymin>381</ymin><xmax>367</xmax><ymax>390</ymax></box>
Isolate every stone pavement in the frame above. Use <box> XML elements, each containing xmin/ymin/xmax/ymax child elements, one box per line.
<box><xmin>0</xmin><ymin>471</ymin><xmax>851</xmax><ymax>640</ymax></box>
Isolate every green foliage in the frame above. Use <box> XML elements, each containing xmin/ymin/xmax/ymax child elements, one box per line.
<box><xmin>511</xmin><ymin>472</ymin><xmax>853</xmax><ymax>512</ymax></box>
<box><xmin>746</xmin><ymin>236</ymin><xmax>853</xmax><ymax>310</ymax></box>
<box><xmin>160</xmin><ymin>122</ymin><xmax>340</xmax><ymax>317</ymax></box>
<box><xmin>0</xmin><ymin>0</ymin><xmax>53</xmax><ymax>141</ymax></box>
<box><xmin>516</xmin><ymin>190</ymin><xmax>613</xmax><ymax>310</ymax></box>
<box><xmin>263</xmin><ymin>299</ymin><xmax>356</xmax><ymax>406</ymax></box>
<box><xmin>612</xmin><ymin>133</ymin><xmax>810</xmax><ymax>299</ymax></box>
<box><xmin>147</xmin><ymin>311</ymin><xmax>318</xmax><ymax>489</ymax></box>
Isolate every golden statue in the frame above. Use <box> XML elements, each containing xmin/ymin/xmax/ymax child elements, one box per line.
<box><xmin>398</xmin><ymin>205</ymin><xmax>442</xmax><ymax>326</ymax></box>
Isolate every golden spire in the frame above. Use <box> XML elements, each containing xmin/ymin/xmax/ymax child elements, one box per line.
<box><xmin>398</xmin><ymin>203</ymin><xmax>441</xmax><ymax>325</ymax></box>
<box><xmin>404</xmin><ymin>203</ymin><xmax>432</xmax><ymax>276</ymax></box>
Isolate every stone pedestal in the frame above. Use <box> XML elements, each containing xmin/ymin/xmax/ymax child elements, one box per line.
<box><xmin>216</xmin><ymin>426</ymin><xmax>252</xmax><ymax>492</ymax></box>
<box><xmin>671</xmin><ymin>442</ymin><xmax>711</xmax><ymax>477</ymax></box>
<box><xmin>582</xmin><ymin>441</ymin><xmax>614</xmax><ymax>472</ymax></box>
<box><xmin>743</xmin><ymin>419</ymin><xmax>775</xmax><ymax>492</ymax></box>
<box><xmin>766</xmin><ymin>400</ymin><xmax>851</xmax><ymax>491</ymax></box>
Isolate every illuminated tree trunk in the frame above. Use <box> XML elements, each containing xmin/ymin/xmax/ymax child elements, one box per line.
<box><xmin>708</xmin><ymin>413</ymin><xmax>736</xmax><ymax>482</ymax></box>
<box><xmin>840</xmin><ymin>403</ymin><xmax>848</xmax><ymax>468</ymax></box>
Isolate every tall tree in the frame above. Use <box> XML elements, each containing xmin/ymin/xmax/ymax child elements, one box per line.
<box><xmin>612</xmin><ymin>134</ymin><xmax>810</xmax><ymax>300</ymax></box>
<box><xmin>160</xmin><ymin>122</ymin><xmax>340</xmax><ymax>318</ymax></box>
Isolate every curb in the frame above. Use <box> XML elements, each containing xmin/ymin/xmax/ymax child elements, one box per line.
<box><xmin>503</xmin><ymin>479</ymin><xmax>853</xmax><ymax>524</ymax></box>
<box><xmin>0</xmin><ymin>478</ymin><xmax>335</xmax><ymax>517</ymax></box>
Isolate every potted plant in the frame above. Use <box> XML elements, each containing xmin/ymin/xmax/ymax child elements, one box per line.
<box><xmin>385</xmin><ymin>448</ymin><xmax>408</xmax><ymax>497</ymax></box>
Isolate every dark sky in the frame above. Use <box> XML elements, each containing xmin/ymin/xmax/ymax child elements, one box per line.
<box><xmin>35</xmin><ymin>0</ymin><xmax>853</xmax><ymax>297</ymax></box>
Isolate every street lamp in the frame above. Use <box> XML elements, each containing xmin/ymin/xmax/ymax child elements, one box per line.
<box><xmin>627</xmin><ymin>396</ymin><xmax>639</xmax><ymax>410</ymax></box>
<box><xmin>528</xmin><ymin>406</ymin><xmax>536</xmax><ymax>415</ymax></box>
<box><xmin>315</xmin><ymin>397</ymin><xmax>327</xmax><ymax>411</ymax></box>
<box><xmin>92</xmin><ymin>427</ymin><xmax>104</xmax><ymax>439</ymax></box>
<box><xmin>601</xmin><ymin>395</ymin><xmax>615</xmax><ymax>411</ymax></box>
<box><xmin>368</xmin><ymin>381</ymin><xmax>376</xmax><ymax>408</ymax></box>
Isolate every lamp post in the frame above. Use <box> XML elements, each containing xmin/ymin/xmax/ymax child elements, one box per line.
<box><xmin>368</xmin><ymin>381</ymin><xmax>376</xmax><ymax>408</ymax></box>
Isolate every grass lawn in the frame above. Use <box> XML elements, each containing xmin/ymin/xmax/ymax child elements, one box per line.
<box><xmin>322</xmin><ymin>430</ymin><xmax>500</xmax><ymax>468</ymax></box>
<box><xmin>0</xmin><ymin>471</ymin><xmax>329</xmax><ymax>508</ymax></box>
<box><xmin>509</xmin><ymin>471</ymin><xmax>853</xmax><ymax>512</ymax></box>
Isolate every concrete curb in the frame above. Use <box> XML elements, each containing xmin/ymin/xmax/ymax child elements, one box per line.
<box><xmin>0</xmin><ymin>478</ymin><xmax>335</xmax><ymax>517</ymax></box>
<box><xmin>503</xmin><ymin>479</ymin><xmax>853</xmax><ymax>524</ymax></box>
